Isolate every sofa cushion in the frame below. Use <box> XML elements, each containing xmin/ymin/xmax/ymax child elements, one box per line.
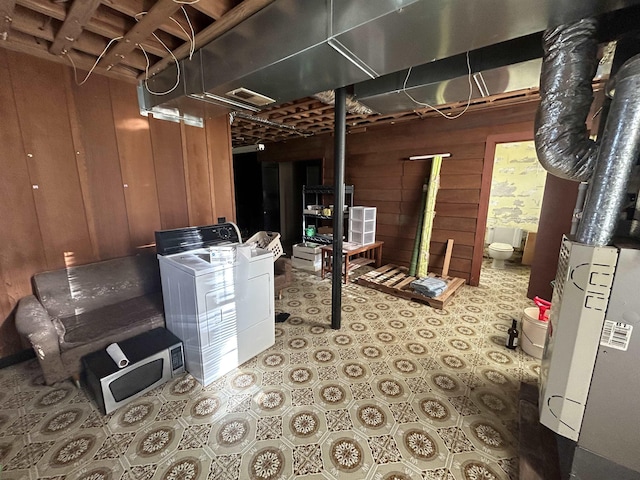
<box><xmin>57</xmin><ymin>292</ymin><xmax>164</xmax><ymax>351</ymax></box>
<box><xmin>34</xmin><ymin>254</ymin><xmax>161</xmax><ymax>318</ymax></box>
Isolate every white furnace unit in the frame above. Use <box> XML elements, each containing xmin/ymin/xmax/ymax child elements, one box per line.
<box><xmin>540</xmin><ymin>236</ymin><xmax>640</xmax><ymax>478</ymax></box>
<box><xmin>155</xmin><ymin>223</ymin><xmax>274</xmax><ymax>386</ymax></box>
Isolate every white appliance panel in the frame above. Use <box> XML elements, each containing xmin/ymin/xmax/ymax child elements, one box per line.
<box><xmin>158</xmin><ymin>240</ymin><xmax>275</xmax><ymax>387</ymax></box>
<box><xmin>578</xmin><ymin>246</ymin><xmax>640</xmax><ymax>473</ymax></box>
<box><xmin>539</xmin><ymin>237</ymin><xmax>618</xmax><ymax>440</ymax></box>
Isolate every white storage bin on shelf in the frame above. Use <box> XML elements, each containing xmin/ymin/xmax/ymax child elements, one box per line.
<box><xmin>245</xmin><ymin>231</ymin><xmax>283</xmax><ymax>261</ymax></box>
<box><xmin>349</xmin><ymin>206</ymin><xmax>377</xmax><ymax>245</ymax></box>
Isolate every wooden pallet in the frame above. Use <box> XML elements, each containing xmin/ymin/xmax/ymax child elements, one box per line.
<box><xmin>356</xmin><ymin>264</ymin><xmax>466</xmax><ymax>309</ymax></box>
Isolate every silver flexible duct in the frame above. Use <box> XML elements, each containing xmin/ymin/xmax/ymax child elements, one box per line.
<box><xmin>534</xmin><ymin>18</ymin><xmax>599</xmax><ymax>182</ymax></box>
<box><xmin>576</xmin><ymin>55</ymin><xmax>640</xmax><ymax>245</ymax></box>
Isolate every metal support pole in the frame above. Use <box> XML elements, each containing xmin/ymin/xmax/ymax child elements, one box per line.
<box><xmin>331</xmin><ymin>87</ymin><xmax>347</xmax><ymax>330</ymax></box>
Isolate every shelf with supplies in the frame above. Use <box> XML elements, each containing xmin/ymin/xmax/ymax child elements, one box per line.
<box><xmin>301</xmin><ymin>185</ymin><xmax>354</xmax><ymax>244</ymax></box>
<box><xmin>302</xmin><ymin>234</ymin><xmax>333</xmax><ymax>245</ymax></box>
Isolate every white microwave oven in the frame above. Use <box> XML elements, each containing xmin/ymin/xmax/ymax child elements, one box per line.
<box><xmin>82</xmin><ymin>328</ymin><xmax>185</xmax><ymax>414</ymax></box>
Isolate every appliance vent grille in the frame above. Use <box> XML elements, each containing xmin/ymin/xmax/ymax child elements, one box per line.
<box><xmin>226</xmin><ymin>88</ymin><xmax>275</xmax><ymax>107</ymax></box>
<box><xmin>555</xmin><ymin>239</ymin><xmax>571</xmax><ymax>302</ymax></box>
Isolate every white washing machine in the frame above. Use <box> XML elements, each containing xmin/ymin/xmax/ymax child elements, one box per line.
<box><xmin>156</xmin><ymin>223</ymin><xmax>274</xmax><ymax>386</ymax></box>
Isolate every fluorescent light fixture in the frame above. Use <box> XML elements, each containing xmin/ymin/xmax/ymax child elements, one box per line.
<box><xmin>232</xmin><ymin>144</ymin><xmax>265</xmax><ymax>154</ymax></box>
<box><xmin>408</xmin><ymin>153</ymin><xmax>451</xmax><ymax>161</ymax></box>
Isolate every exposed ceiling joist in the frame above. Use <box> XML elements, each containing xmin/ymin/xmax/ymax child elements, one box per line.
<box><xmin>16</xmin><ymin>0</ymin><xmax>169</xmax><ymax>57</ymax></box>
<box><xmin>49</xmin><ymin>0</ymin><xmax>102</xmax><ymax>55</ymax></box>
<box><xmin>141</xmin><ymin>0</ymin><xmax>274</xmax><ymax>79</ymax></box>
<box><xmin>106</xmin><ymin>0</ymin><xmax>189</xmax><ymax>41</ymax></box>
<box><xmin>98</xmin><ymin>0</ymin><xmax>179</xmax><ymax>72</ymax></box>
<box><xmin>0</xmin><ymin>0</ymin><xmax>16</xmax><ymax>41</ymax></box>
<box><xmin>11</xmin><ymin>6</ymin><xmax>148</xmax><ymax>71</ymax></box>
<box><xmin>192</xmin><ymin>0</ymin><xmax>236</xmax><ymax>21</ymax></box>
<box><xmin>3</xmin><ymin>28</ymin><xmax>138</xmax><ymax>82</ymax></box>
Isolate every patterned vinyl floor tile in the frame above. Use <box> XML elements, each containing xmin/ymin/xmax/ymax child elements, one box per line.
<box><xmin>0</xmin><ymin>260</ymin><xmax>539</xmax><ymax>480</ymax></box>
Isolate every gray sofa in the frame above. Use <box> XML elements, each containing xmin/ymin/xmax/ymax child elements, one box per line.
<box><xmin>16</xmin><ymin>254</ymin><xmax>165</xmax><ymax>385</ymax></box>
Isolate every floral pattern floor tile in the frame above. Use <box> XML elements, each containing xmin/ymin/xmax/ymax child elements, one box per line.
<box><xmin>0</xmin><ymin>260</ymin><xmax>539</xmax><ymax>480</ymax></box>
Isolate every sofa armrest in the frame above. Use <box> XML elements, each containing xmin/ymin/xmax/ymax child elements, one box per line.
<box><xmin>16</xmin><ymin>295</ymin><xmax>66</xmax><ymax>384</ymax></box>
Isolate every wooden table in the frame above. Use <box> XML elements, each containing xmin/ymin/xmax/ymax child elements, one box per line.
<box><xmin>321</xmin><ymin>241</ymin><xmax>384</xmax><ymax>283</ymax></box>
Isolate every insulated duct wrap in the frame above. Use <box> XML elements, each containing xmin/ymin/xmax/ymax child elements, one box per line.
<box><xmin>576</xmin><ymin>55</ymin><xmax>640</xmax><ymax>246</ymax></box>
<box><xmin>534</xmin><ymin>18</ymin><xmax>599</xmax><ymax>182</ymax></box>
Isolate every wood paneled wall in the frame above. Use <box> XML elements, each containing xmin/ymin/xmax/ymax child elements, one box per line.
<box><xmin>261</xmin><ymin>101</ymin><xmax>540</xmax><ymax>286</ymax></box>
<box><xmin>0</xmin><ymin>50</ymin><xmax>235</xmax><ymax>360</ymax></box>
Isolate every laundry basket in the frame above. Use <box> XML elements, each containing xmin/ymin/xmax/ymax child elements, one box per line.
<box><xmin>245</xmin><ymin>231</ymin><xmax>283</xmax><ymax>261</ymax></box>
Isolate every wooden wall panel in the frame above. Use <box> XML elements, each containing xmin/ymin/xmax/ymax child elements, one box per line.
<box><xmin>262</xmin><ymin>100</ymin><xmax>539</xmax><ymax>285</ymax></box>
<box><xmin>439</xmin><ymin>174</ymin><xmax>482</xmax><ymax>190</ymax></box>
<box><xmin>181</xmin><ymin>123</ymin><xmax>215</xmax><ymax>226</ymax></box>
<box><xmin>8</xmin><ymin>52</ymin><xmax>94</xmax><ymax>269</ymax></box>
<box><xmin>68</xmin><ymin>73</ymin><xmax>131</xmax><ymax>259</ymax></box>
<box><xmin>0</xmin><ymin>53</ymin><xmax>236</xmax><ymax>360</ymax></box>
<box><xmin>149</xmin><ymin>117</ymin><xmax>189</xmax><ymax>230</ymax></box>
<box><xmin>0</xmin><ymin>49</ymin><xmax>47</xmax><ymax>354</ymax></box>
<box><xmin>207</xmin><ymin>115</ymin><xmax>236</xmax><ymax>223</ymax></box>
<box><xmin>527</xmin><ymin>175</ymin><xmax>579</xmax><ymax>301</ymax></box>
<box><xmin>110</xmin><ymin>79</ymin><xmax>162</xmax><ymax>249</ymax></box>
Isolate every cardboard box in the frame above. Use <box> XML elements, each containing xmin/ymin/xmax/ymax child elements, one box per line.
<box><xmin>522</xmin><ymin>232</ymin><xmax>537</xmax><ymax>265</ymax></box>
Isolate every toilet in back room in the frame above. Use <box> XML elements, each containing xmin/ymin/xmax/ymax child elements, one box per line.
<box><xmin>486</xmin><ymin>227</ymin><xmax>523</xmax><ymax>269</ymax></box>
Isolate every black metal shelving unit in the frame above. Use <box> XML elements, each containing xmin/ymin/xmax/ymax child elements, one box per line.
<box><xmin>302</xmin><ymin>185</ymin><xmax>354</xmax><ymax>244</ymax></box>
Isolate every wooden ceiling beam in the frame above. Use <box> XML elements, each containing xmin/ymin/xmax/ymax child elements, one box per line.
<box><xmin>105</xmin><ymin>0</ymin><xmax>189</xmax><ymax>40</ymax></box>
<box><xmin>98</xmin><ymin>0</ymin><xmax>180</xmax><ymax>71</ymax></box>
<box><xmin>192</xmin><ymin>0</ymin><xmax>236</xmax><ymax>21</ymax></box>
<box><xmin>1</xmin><ymin>0</ymin><xmax>16</xmax><ymax>41</ymax></box>
<box><xmin>11</xmin><ymin>6</ymin><xmax>148</xmax><ymax>71</ymax></box>
<box><xmin>2</xmin><ymin>29</ymin><xmax>138</xmax><ymax>82</ymax></box>
<box><xmin>49</xmin><ymin>0</ymin><xmax>101</xmax><ymax>55</ymax></box>
<box><xmin>258</xmin><ymin>98</ymin><xmax>319</xmax><ymax>116</ymax></box>
<box><xmin>16</xmin><ymin>0</ymin><xmax>168</xmax><ymax>57</ymax></box>
<box><xmin>141</xmin><ymin>0</ymin><xmax>274</xmax><ymax>80</ymax></box>
<box><xmin>270</xmin><ymin>105</ymin><xmax>333</xmax><ymax>121</ymax></box>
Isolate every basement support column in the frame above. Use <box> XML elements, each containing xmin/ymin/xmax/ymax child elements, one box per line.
<box><xmin>331</xmin><ymin>87</ymin><xmax>347</xmax><ymax>330</ymax></box>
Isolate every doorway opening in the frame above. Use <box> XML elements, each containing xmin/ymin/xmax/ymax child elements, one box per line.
<box><xmin>233</xmin><ymin>153</ymin><xmax>321</xmax><ymax>251</ymax></box>
<box><xmin>484</xmin><ymin>140</ymin><xmax>547</xmax><ymax>275</ymax></box>
<box><xmin>277</xmin><ymin>159</ymin><xmax>322</xmax><ymax>253</ymax></box>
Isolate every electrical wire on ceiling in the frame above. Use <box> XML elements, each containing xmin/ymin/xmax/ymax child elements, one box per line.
<box><xmin>402</xmin><ymin>50</ymin><xmax>473</xmax><ymax>120</ymax></box>
<box><xmin>137</xmin><ymin>6</ymin><xmax>196</xmax><ymax>96</ymax></box>
<box><xmin>66</xmin><ymin>36</ymin><xmax>123</xmax><ymax>85</ymax></box>
<box><xmin>64</xmin><ymin>5</ymin><xmax>196</xmax><ymax>91</ymax></box>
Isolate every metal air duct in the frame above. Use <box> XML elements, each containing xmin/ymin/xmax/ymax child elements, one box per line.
<box><xmin>139</xmin><ymin>0</ymin><xmax>640</xmax><ymax>120</ymax></box>
<box><xmin>535</xmin><ymin>17</ymin><xmax>640</xmax><ymax>246</ymax></box>
<box><xmin>534</xmin><ymin>18</ymin><xmax>600</xmax><ymax>182</ymax></box>
<box><xmin>576</xmin><ymin>55</ymin><xmax>640</xmax><ymax>245</ymax></box>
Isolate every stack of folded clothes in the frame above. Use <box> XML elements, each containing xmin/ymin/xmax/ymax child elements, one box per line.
<box><xmin>411</xmin><ymin>276</ymin><xmax>448</xmax><ymax>298</ymax></box>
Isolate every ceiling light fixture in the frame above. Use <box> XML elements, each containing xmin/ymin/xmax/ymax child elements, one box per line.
<box><xmin>408</xmin><ymin>153</ymin><xmax>451</xmax><ymax>161</ymax></box>
<box><xmin>232</xmin><ymin>144</ymin><xmax>265</xmax><ymax>154</ymax></box>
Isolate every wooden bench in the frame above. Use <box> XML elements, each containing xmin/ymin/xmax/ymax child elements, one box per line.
<box><xmin>320</xmin><ymin>241</ymin><xmax>384</xmax><ymax>284</ymax></box>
